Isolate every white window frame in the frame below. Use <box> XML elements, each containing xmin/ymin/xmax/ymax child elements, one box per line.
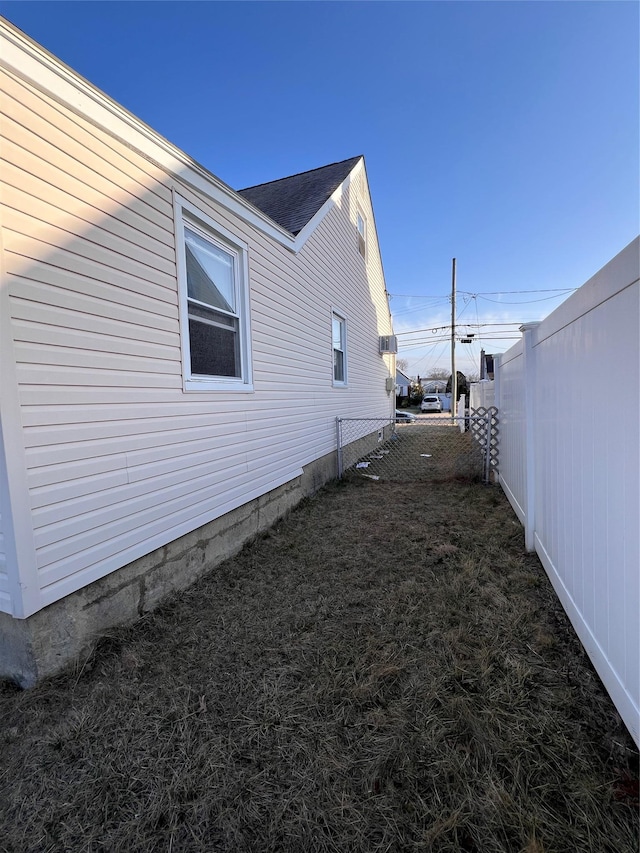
<box><xmin>332</xmin><ymin>309</ymin><xmax>348</xmax><ymax>387</ymax></box>
<box><xmin>174</xmin><ymin>193</ymin><xmax>253</xmax><ymax>392</ymax></box>
<box><xmin>356</xmin><ymin>209</ymin><xmax>367</xmax><ymax>260</ymax></box>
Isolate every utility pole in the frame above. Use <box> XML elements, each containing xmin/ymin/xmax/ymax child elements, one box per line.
<box><xmin>450</xmin><ymin>258</ymin><xmax>456</xmax><ymax>422</ymax></box>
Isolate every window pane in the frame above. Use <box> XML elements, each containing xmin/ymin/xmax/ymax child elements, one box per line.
<box><xmin>334</xmin><ymin>348</ymin><xmax>344</xmax><ymax>383</ymax></box>
<box><xmin>189</xmin><ymin>302</ymin><xmax>236</xmax><ymax>329</ymax></box>
<box><xmin>185</xmin><ymin>228</ymin><xmax>235</xmax><ymax>313</ymax></box>
<box><xmin>332</xmin><ymin>317</ymin><xmax>343</xmax><ymax>350</ymax></box>
<box><xmin>189</xmin><ymin>315</ymin><xmax>240</xmax><ymax>378</ymax></box>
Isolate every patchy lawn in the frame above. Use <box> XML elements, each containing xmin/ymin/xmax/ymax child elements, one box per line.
<box><xmin>1</xmin><ymin>479</ymin><xmax>638</xmax><ymax>853</ymax></box>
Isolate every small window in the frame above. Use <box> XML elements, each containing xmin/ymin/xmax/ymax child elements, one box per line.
<box><xmin>175</xmin><ymin>197</ymin><xmax>253</xmax><ymax>392</ymax></box>
<box><xmin>356</xmin><ymin>211</ymin><xmax>366</xmax><ymax>259</ymax></box>
<box><xmin>332</xmin><ymin>312</ymin><xmax>347</xmax><ymax>385</ymax></box>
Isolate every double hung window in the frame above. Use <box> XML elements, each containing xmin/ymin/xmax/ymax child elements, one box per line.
<box><xmin>185</xmin><ymin>227</ymin><xmax>239</xmax><ymax>378</ymax></box>
<box><xmin>175</xmin><ymin>197</ymin><xmax>252</xmax><ymax>391</ymax></box>
<box><xmin>332</xmin><ymin>312</ymin><xmax>347</xmax><ymax>385</ymax></box>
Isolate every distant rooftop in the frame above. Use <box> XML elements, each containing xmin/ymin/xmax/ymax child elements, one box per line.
<box><xmin>237</xmin><ymin>156</ymin><xmax>362</xmax><ymax>235</ymax></box>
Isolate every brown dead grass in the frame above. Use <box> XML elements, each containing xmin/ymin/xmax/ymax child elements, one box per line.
<box><xmin>0</xmin><ymin>479</ymin><xmax>638</xmax><ymax>853</ymax></box>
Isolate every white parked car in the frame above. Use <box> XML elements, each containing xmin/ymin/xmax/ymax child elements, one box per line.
<box><xmin>421</xmin><ymin>395</ymin><xmax>443</xmax><ymax>413</ymax></box>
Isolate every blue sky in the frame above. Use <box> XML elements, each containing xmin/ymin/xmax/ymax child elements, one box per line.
<box><xmin>2</xmin><ymin>1</ymin><xmax>638</xmax><ymax>378</ymax></box>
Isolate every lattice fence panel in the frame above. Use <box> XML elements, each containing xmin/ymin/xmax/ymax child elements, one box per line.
<box><xmin>468</xmin><ymin>406</ymin><xmax>500</xmax><ymax>473</ymax></box>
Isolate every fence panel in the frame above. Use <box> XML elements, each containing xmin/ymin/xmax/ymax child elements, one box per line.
<box><xmin>494</xmin><ymin>237</ymin><xmax>640</xmax><ymax>746</ymax></box>
<box><xmin>494</xmin><ymin>342</ymin><xmax>526</xmax><ymax>525</ymax></box>
<box><xmin>337</xmin><ymin>412</ymin><xmax>498</xmax><ymax>484</ymax></box>
<box><xmin>469</xmin><ymin>380</ymin><xmax>495</xmax><ymax>410</ymax></box>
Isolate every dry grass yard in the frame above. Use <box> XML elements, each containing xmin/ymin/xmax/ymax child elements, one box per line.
<box><xmin>1</xmin><ymin>477</ymin><xmax>638</xmax><ymax>853</ymax></box>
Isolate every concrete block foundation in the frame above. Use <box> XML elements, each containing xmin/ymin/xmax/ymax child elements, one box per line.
<box><xmin>0</xmin><ymin>450</ymin><xmax>337</xmax><ymax>687</ymax></box>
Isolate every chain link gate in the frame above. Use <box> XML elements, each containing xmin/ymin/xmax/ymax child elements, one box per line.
<box><xmin>336</xmin><ymin>408</ymin><xmax>499</xmax><ymax>484</ymax></box>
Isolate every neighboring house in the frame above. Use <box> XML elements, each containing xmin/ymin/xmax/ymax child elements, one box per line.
<box><xmin>0</xmin><ymin>20</ymin><xmax>396</xmax><ymax>684</ymax></box>
<box><xmin>414</xmin><ymin>379</ymin><xmax>450</xmax><ymax>411</ymax></box>
<box><xmin>395</xmin><ymin>369</ymin><xmax>413</xmax><ymax>401</ymax></box>
<box><xmin>421</xmin><ymin>379</ymin><xmax>447</xmax><ymax>394</ymax></box>
<box><xmin>479</xmin><ymin>350</ymin><xmax>495</xmax><ymax>380</ymax></box>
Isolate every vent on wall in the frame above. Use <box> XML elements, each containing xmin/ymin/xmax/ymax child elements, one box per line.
<box><xmin>379</xmin><ymin>335</ymin><xmax>398</xmax><ymax>354</ymax></box>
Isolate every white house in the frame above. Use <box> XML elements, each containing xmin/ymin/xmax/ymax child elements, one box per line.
<box><xmin>395</xmin><ymin>369</ymin><xmax>413</xmax><ymax>400</ymax></box>
<box><xmin>0</xmin><ymin>20</ymin><xmax>396</xmax><ymax>684</ymax></box>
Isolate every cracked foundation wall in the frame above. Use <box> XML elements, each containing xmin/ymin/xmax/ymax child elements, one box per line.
<box><xmin>0</xmin><ymin>451</ymin><xmax>337</xmax><ymax>687</ymax></box>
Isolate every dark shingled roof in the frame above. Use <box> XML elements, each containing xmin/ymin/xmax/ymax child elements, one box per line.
<box><xmin>237</xmin><ymin>156</ymin><xmax>363</xmax><ymax>235</ymax></box>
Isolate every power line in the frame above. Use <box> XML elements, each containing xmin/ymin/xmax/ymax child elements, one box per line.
<box><xmin>389</xmin><ymin>287</ymin><xmax>577</xmax><ymax>298</ymax></box>
<box><xmin>401</xmin><ymin>336</ymin><xmax>522</xmax><ymax>344</ymax></box>
<box><xmin>396</xmin><ymin>322</ymin><xmax>533</xmax><ymax>336</ymax></box>
<box><xmin>475</xmin><ymin>293</ymin><xmax>574</xmax><ymax>305</ymax></box>
<box><xmin>461</xmin><ymin>288</ymin><xmax>577</xmax><ymax>296</ymax></box>
<box><xmin>389</xmin><ymin>293</ymin><xmax>450</xmax><ymax>300</ymax></box>
<box><xmin>400</xmin><ymin>336</ymin><xmax>521</xmax><ymax>349</ymax></box>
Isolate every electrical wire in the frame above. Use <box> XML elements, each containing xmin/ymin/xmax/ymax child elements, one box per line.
<box><xmin>459</xmin><ymin>288</ymin><xmax>577</xmax><ymax>296</ymax></box>
<box><xmin>397</xmin><ymin>335</ymin><xmax>519</xmax><ymax>347</ymax></box>
<box><xmin>475</xmin><ymin>293</ymin><xmax>574</xmax><ymax>305</ymax></box>
<box><xmin>396</xmin><ymin>322</ymin><xmax>540</xmax><ymax>336</ymax></box>
<box><xmin>389</xmin><ymin>287</ymin><xmax>576</xmax><ymax>299</ymax></box>
<box><xmin>391</xmin><ymin>287</ymin><xmax>576</xmax><ymax>377</ymax></box>
<box><xmin>389</xmin><ymin>293</ymin><xmax>451</xmax><ymax>300</ymax></box>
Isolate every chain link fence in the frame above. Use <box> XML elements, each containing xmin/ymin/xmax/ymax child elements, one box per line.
<box><xmin>337</xmin><ymin>408</ymin><xmax>499</xmax><ymax>484</ymax></box>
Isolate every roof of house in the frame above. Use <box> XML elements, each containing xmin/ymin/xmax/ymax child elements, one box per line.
<box><xmin>237</xmin><ymin>156</ymin><xmax>363</xmax><ymax>235</ymax></box>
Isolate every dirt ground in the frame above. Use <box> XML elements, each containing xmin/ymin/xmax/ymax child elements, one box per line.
<box><xmin>1</xmin><ymin>478</ymin><xmax>638</xmax><ymax>853</ymax></box>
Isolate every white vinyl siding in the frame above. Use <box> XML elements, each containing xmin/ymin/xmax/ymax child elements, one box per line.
<box><xmin>0</xmin><ymin>35</ymin><xmax>394</xmax><ymax>616</ymax></box>
<box><xmin>0</xmin><ymin>480</ymin><xmax>11</xmax><ymax>614</ymax></box>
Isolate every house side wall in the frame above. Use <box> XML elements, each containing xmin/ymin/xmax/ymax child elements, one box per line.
<box><xmin>0</xmin><ymin>56</ymin><xmax>393</xmax><ymax>619</ymax></box>
<box><xmin>0</xmin><ymin>437</ymin><xmax>11</xmax><ymax>613</ymax></box>
<box><xmin>0</xmin><ymin>448</ymin><xmax>337</xmax><ymax>687</ymax></box>
<box><xmin>0</xmin><ymin>245</ymin><xmax>14</xmax><ymax>616</ymax></box>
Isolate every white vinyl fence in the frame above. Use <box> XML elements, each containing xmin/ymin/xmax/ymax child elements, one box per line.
<box><xmin>469</xmin><ymin>380</ymin><xmax>495</xmax><ymax>410</ymax></box>
<box><xmin>494</xmin><ymin>238</ymin><xmax>639</xmax><ymax>746</ymax></box>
